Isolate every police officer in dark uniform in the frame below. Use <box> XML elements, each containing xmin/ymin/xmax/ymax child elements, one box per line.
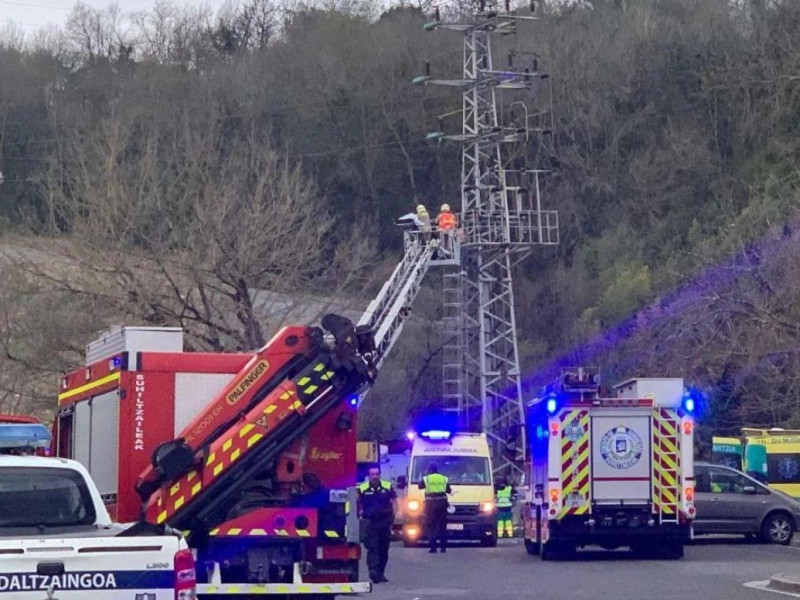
<box><xmin>357</xmin><ymin>465</ymin><xmax>397</xmax><ymax>584</ymax></box>
<box><xmin>418</xmin><ymin>463</ymin><xmax>452</xmax><ymax>553</ymax></box>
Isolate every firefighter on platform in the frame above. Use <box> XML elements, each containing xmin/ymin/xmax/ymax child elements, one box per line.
<box><xmin>418</xmin><ymin>463</ymin><xmax>452</xmax><ymax>553</ymax></box>
<box><xmin>495</xmin><ymin>476</ymin><xmax>517</xmax><ymax>538</ymax></box>
<box><xmin>436</xmin><ymin>204</ymin><xmax>457</xmax><ymax>251</ymax></box>
<box><xmin>358</xmin><ymin>466</ymin><xmax>397</xmax><ymax>584</ymax></box>
<box><xmin>417</xmin><ymin>204</ymin><xmax>432</xmax><ymax>241</ymax></box>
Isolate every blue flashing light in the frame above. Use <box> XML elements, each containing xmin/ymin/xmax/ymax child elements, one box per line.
<box><xmin>406</xmin><ymin>431</ymin><xmax>416</xmax><ymax>441</ymax></box>
<box><xmin>546</xmin><ymin>397</ymin><xmax>558</xmax><ymax>415</ymax></box>
<box><xmin>682</xmin><ymin>387</ymin><xmax>704</xmax><ymax>415</ymax></box>
<box><xmin>348</xmin><ymin>395</ymin><xmax>360</xmax><ymax>407</ymax></box>
<box><xmin>112</xmin><ymin>356</ymin><xmax>122</xmax><ymax>368</ymax></box>
<box><xmin>0</xmin><ymin>423</ymin><xmax>51</xmax><ymax>449</ymax></box>
<box><xmin>420</xmin><ymin>430</ymin><xmax>452</xmax><ymax>440</ymax></box>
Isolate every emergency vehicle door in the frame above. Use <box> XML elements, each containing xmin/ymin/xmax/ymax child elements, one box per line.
<box><xmin>591</xmin><ymin>414</ymin><xmax>652</xmax><ymax>504</ymax></box>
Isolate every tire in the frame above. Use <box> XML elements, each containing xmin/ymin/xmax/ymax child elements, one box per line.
<box><xmin>660</xmin><ymin>541</ymin><xmax>684</xmax><ymax>559</ymax></box>
<box><xmin>541</xmin><ymin>541</ymin><xmax>575</xmax><ymax>561</ymax></box>
<box><xmin>481</xmin><ymin>534</ymin><xmax>497</xmax><ymax>548</ymax></box>
<box><xmin>524</xmin><ymin>538</ymin><xmax>540</xmax><ymax>555</ymax></box>
<box><xmin>762</xmin><ymin>512</ymin><xmax>794</xmax><ymax>545</ymax></box>
<box><xmin>402</xmin><ymin>538</ymin><xmax>419</xmax><ymax>548</ymax></box>
<box><xmin>598</xmin><ymin>542</ymin><xmax>621</xmax><ymax>551</ymax></box>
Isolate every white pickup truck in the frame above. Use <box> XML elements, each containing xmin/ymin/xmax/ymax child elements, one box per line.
<box><xmin>0</xmin><ymin>454</ymin><xmax>196</xmax><ymax>600</ymax></box>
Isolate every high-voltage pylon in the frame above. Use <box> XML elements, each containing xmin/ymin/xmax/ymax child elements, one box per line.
<box><xmin>415</xmin><ymin>1</ymin><xmax>558</xmax><ymax>476</ymax></box>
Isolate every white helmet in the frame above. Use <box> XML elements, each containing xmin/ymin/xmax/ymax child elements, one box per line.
<box><xmin>416</xmin><ymin>204</ymin><xmax>427</xmax><ymax>214</ymax></box>
<box><xmin>441</xmin><ymin>203</ymin><xmax>451</xmax><ymax>212</ymax></box>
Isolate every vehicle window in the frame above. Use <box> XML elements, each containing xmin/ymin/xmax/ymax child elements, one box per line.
<box><xmin>767</xmin><ymin>454</ymin><xmax>800</xmax><ymax>485</ymax></box>
<box><xmin>695</xmin><ymin>467</ymin><xmax>711</xmax><ymax>493</ymax></box>
<box><xmin>410</xmin><ymin>456</ymin><xmax>491</xmax><ymax>485</ymax></box>
<box><xmin>0</xmin><ymin>467</ymin><xmax>96</xmax><ymax>527</ymax></box>
<box><xmin>708</xmin><ymin>467</ymin><xmax>754</xmax><ymax>494</ymax></box>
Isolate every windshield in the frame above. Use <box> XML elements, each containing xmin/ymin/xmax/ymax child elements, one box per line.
<box><xmin>0</xmin><ymin>467</ymin><xmax>96</xmax><ymax>527</ymax></box>
<box><xmin>410</xmin><ymin>456</ymin><xmax>491</xmax><ymax>485</ymax></box>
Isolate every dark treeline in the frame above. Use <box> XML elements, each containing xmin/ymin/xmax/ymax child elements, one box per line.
<box><xmin>2</xmin><ymin>0</ymin><xmax>800</xmax><ymax>440</ymax></box>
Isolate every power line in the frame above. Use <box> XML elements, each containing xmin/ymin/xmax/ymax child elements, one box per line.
<box><xmin>0</xmin><ymin>0</ymin><xmax>71</xmax><ymax>10</ymax></box>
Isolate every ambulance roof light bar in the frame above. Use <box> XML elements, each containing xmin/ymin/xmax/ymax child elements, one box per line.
<box><xmin>0</xmin><ymin>423</ymin><xmax>51</xmax><ymax>450</ymax></box>
<box><xmin>420</xmin><ymin>430</ymin><xmax>452</xmax><ymax>440</ymax></box>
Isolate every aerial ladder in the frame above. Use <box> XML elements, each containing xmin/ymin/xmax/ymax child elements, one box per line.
<box><xmin>125</xmin><ymin>229</ymin><xmax>446</xmax><ymax>597</ymax></box>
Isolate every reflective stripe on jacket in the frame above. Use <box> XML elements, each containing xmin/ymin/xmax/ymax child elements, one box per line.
<box><xmin>359</xmin><ymin>479</ymin><xmax>392</xmax><ymax>492</ymax></box>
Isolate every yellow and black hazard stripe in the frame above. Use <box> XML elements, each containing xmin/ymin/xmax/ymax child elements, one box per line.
<box><xmin>558</xmin><ymin>409</ymin><xmax>591</xmax><ymax>518</ymax></box>
<box><xmin>294</xmin><ymin>362</ymin><xmax>337</xmax><ymax>403</ymax></box>
<box><xmin>150</xmin><ymin>357</ymin><xmax>341</xmax><ymax>525</ymax></box>
<box><xmin>651</xmin><ymin>408</ymin><xmax>680</xmax><ymax>515</ymax></box>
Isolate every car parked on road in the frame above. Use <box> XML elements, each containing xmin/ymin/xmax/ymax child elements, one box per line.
<box><xmin>694</xmin><ymin>462</ymin><xmax>800</xmax><ymax>544</ymax></box>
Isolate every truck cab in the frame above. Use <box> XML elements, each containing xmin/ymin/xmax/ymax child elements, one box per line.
<box><xmin>402</xmin><ymin>431</ymin><xmax>496</xmax><ymax>547</ymax></box>
<box><xmin>0</xmin><ymin>423</ymin><xmax>195</xmax><ymax>600</ymax></box>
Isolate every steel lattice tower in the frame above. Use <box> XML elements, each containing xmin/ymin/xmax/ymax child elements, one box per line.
<box><xmin>417</xmin><ymin>1</ymin><xmax>558</xmax><ymax>476</ymax></box>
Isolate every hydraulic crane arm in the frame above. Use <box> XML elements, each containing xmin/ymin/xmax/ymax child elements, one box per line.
<box><xmin>136</xmin><ymin>316</ymin><xmax>375</xmax><ymax>527</ymax></box>
<box><xmin>136</xmin><ymin>233</ymin><xmax>439</xmax><ymax>528</ymax></box>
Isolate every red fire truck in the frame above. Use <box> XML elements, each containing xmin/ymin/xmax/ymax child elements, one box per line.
<box><xmin>54</xmin><ymin>230</ymin><xmax>444</xmax><ymax>597</ymax></box>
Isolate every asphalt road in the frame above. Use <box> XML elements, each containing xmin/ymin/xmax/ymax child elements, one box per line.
<box><xmin>364</xmin><ymin>538</ymin><xmax>800</xmax><ymax>600</ymax></box>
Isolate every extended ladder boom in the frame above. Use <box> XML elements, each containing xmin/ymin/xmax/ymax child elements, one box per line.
<box><xmin>137</xmin><ymin>232</ymin><xmax>443</xmax><ymax>528</ymax></box>
<box><xmin>358</xmin><ymin>233</ymin><xmax>436</xmax><ymax>369</ymax></box>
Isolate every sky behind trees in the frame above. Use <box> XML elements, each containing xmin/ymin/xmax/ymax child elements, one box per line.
<box><xmin>2</xmin><ymin>0</ymin><xmax>227</xmax><ymax>32</ymax></box>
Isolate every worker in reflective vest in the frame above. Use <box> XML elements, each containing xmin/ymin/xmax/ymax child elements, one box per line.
<box><xmin>436</xmin><ymin>204</ymin><xmax>458</xmax><ymax>252</ymax></box>
<box><xmin>418</xmin><ymin>463</ymin><xmax>452</xmax><ymax>553</ymax></box>
<box><xmin>495</xmin><ymin>476</ymin><xmax>516</xmax><ymax>538</ymax></box>
<box><xmin>358</xmin><ymin>466</ymin><xmax>397</xmax><ymax>584</ymax></box>
<box><xmin>436</xmin><ymin>204</ymin><xmax>457</xmax><ymax>230</ymax></box>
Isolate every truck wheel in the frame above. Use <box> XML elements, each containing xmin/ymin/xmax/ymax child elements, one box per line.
<box><xmin>524</xmin><ymin>538</ymin><xmax>539</xmax><ymax>555</ymax></box>
<box><xmin>660</xmin><ymin>541</ymin><xmax>684</xmax><ymax>559</ymax></box>
<box><xmin>542</xmin><ymin>541</ymin><xmax>574</xmax><ymax>561</ymax></box>
<box><xmin>598</xmin><ymin>542</ymin><xmax>621</xmax><ymax>551</ymax></box>
<box><xmin>762</xmin><ymin>512</ymin><xmax>794</xmax><ymax>545</ymax></box>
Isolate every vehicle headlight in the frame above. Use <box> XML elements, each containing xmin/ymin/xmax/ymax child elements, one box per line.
<box><xmin>407</xmin><ymin>499</ymin><xmax>422</xmax><ymax>513</ymax></box>
<box><xmin>480</xmin><ymin>501</ymin><xmax>495</xmax><ymax>514</ymax></box>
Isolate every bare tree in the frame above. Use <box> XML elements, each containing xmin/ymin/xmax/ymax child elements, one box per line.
<box><xmin>18</xmin><ymin>116</ymin><xmax>376</xmax><ymax>353</ymax></box>
<box><xmin>65</xmin><ymin>2</ymin><xmax>127</xmax><ymax>63</ymax></box>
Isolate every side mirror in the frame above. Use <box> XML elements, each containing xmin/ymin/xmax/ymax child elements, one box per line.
<box><xmin>397</xmin><ymin>475</ymin><xmax>407</xmax><ymax>490</ymax></box>
<box><xmin>742</xmin><ymin>486</ymin><xmax>757</xmax><ymax>495</ymax></box>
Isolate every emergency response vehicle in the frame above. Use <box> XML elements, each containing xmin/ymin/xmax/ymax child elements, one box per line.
<box><xmin>523</xmin><ymin>371</ymin><xmax>695</xmax><ymax>559</ymax></box>
<box><xmin>712</xmin><ymin>429</ymin><xmax>800</xmax><ymax>497</ymax></box>
<box><xmin>53</xmin><ymin>229</ymin><xmax>448</xmax><ymax>597</ymax></box>
<box><xmin>0</xmin><ymin>421</ymin><xmax>195</xmax><ymax>600</ymax></box>
<box><xmin>402</xmin><ymin>425</ymin><xmax>497</xmax><ymax>547</ymax></box>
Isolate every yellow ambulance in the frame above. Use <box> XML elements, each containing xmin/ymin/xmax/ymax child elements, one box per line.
<box><xmin>713</xmin><ymin>429</ymin><xmax>800</xmax><ymax>498</ymax></box>
<box><xmin>401</xmin><ymin>430</ymin><xmax>497</xmax><ymax>547</ymax></box>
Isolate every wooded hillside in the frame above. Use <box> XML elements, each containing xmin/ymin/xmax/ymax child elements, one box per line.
<box><xmin>2</xmin><ymin>0</ymin><xmax>800</xmax><ymax>442</ymax></box>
